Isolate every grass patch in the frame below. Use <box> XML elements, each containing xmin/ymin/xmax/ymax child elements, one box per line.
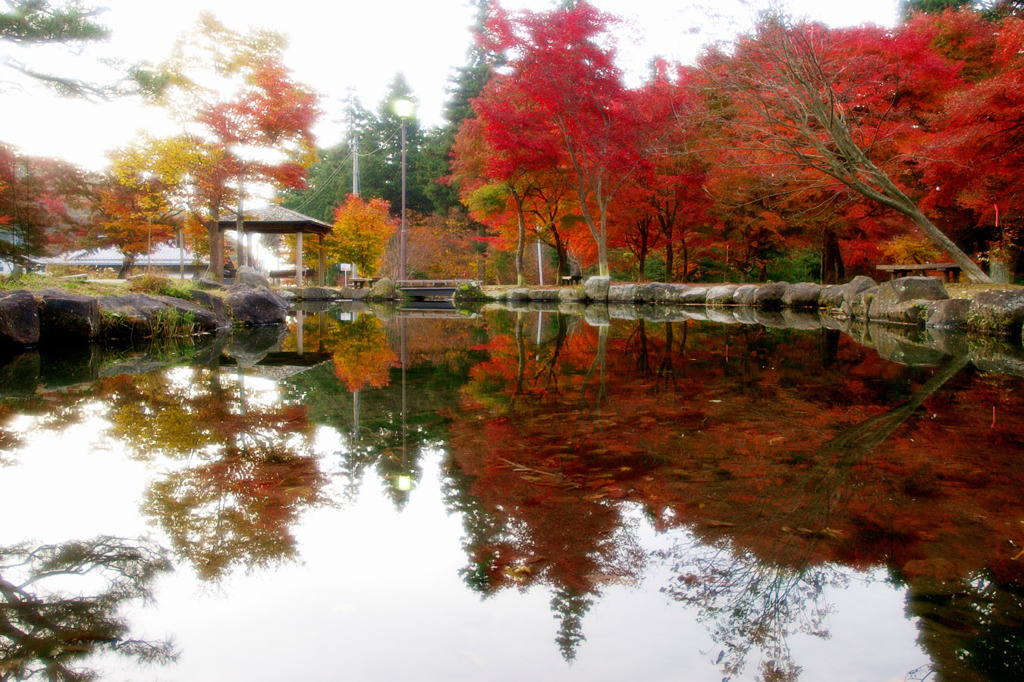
<box><xmin>151</xmin><ymin>308</ymin><xmax>199</xmax><ymax>339</ymax></box>
<box><xmin>101</xmin><ymin>307</ymin><xmax>200</xmax><ymax>341</ymax></box>
<box><xmin>946</xmin><ymin>282</ymin><xmax>1023</xmax><ymax>299</ymax></box>
<box><xmin>0</xmin><ymin>272</ymin><xmax>129</xmax><ymax>297</ymax></box>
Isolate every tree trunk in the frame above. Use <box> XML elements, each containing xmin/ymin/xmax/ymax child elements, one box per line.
<box><xmin>514</xmin><ymin>191</ymin><xmax>527</xmax><ymax>287</ymax></box>
<box><xmin>908</xmin><ymin>206</ymin><xmax>990</xmax><ymax>283</ymax></box>
<box><xmin>821</xmin><ymin>227</ymin><xmax>845</xmax><ymax>284</ymax></box>
<box><xmin>552</xmin><ymin>230</ymin><xmax>568</xmax><ymax>280</ymax></box>
<box><xmin>117</xmin><ymin>255</ymin><xmax>133</xmax><ymax>280</ymax></box>
<box><xmin>665</xmin><ymin>239</ymin><xmax>674</xmax><ymax>283</ymax></box>
<box><xmin>208</xmin><ymin>219</ymin><xmax>223</xmax><ymax>282</ymax></box>
<box><xmin>476</xmin><ymin>222</ymin><xmax>487</xmax><ymax>282</ymax></box>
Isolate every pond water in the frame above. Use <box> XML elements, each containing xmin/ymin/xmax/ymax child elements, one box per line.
<box><xmin>1</xmin><ymin>303</ymin><xmax>1024</xmax><ymax>681</ymax></box>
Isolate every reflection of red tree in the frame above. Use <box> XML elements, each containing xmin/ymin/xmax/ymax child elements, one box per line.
<box><xmin>447</xmin><ymin>313</ymin><xmax>1024</xmax><ymax>673</ymax></box>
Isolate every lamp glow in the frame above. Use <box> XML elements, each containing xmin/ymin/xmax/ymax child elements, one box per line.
<box><xmin>393</xmin><ymin>99</ymin><xmax>415</xmax><ymax>118</ymax></box>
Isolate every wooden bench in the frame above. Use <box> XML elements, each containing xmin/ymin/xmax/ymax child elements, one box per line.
<box><xmin>561</xmin><ymin>274</ymin><xmax>582</xmax><ymax>285</ymax></box>
<box><xmin>268</xmin><ymin>267</ymin><xmax>316</xmax><ymax>279</ymax></box>
<box><xmin>350</xmin><ymin>277</ymin><xmax>381</xmax><ymax>289</ymax></box>
<box><xmin>876</xmin><ymin>262</ymin><xmax>962</xmax><ymax>283</ymax></box>
<box><xmin>396</xmin><ymin>279</ymin><xmax>478</xmax><ymax>300</ymax></box>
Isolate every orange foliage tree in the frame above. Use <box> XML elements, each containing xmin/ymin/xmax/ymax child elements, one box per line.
<box><xmin>318</xmin><ymin>194</ymin><xmax>396</xmax><ymax>278</ymax></box>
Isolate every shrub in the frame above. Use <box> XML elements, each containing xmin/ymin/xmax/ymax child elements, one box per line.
<box><xmin>767</xmin><ymin>248</ymin><xmax>820</xmax><ymax>283</ymax></box>
<box><xmin>128</xmin><ymin>274</ymin><xmax>193</xmax><ymax>300</ymax></box>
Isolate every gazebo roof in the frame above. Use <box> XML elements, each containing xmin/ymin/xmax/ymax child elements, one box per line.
<box><xmin>217</xmin><ymin>205</ymin><xmax>332</xmax><ymax>236</ymax></box>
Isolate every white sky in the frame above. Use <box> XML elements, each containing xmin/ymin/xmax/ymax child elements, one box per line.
<box><xmin>0</xmin><ymin>0</ymin><xmax>899</xmax><ymax>170</ymax></box>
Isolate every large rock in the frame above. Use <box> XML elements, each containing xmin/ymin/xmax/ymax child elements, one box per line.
<box><xmin>752</xmin><ymin>282</ymin><xmax>790</xmax><ymax>310</ymax></box>
<box><xmin>678</xmin><ymin>286</ymin><xmax>710</xmax><ymax>305</ymax></box>
<box><xmin>706</xmin><ymin>284</ymin><xmax>739</xmax><ymax>307</ymax></box>
<box><xmin>189</xmin><ymin>289</ymin><xmax>232</xmax><ymax>327</ymax></box>
<box><xmin>293</xmin><ymin>286</ymin><xmax>342</xmax><ymax>302</ymax></box>
<box><xmin>638</xmin><ymin>282</ymin><xmax>669</xmax><ymax>303</ymax></box>
<box><xmin>653</xmin><ymin>283</ymin><xmax>693</xmax><ymax>304</ymax></box>
<box><xmin>926</xmin><ymin>298</ymin><xmax>971</xmax><ymax>331</ymax></box>
<box><xmin>870</xmin><ymin>277</ymin><xmax>948</xmax><ymax>326</ymax></box>
<box><xmin>732</xmin><ymin>285</ymin><xmax>760</xmax><ymax>306</ymax></box>
<box><xmin>507</xmin><ymin>288</ymin><xmax>531</xmax><ymax>302</ymax></box>
<box><xmin>558</xmin><ymin>287</ymin><xmax>586</xmax><ymax>303</ymax></box>
<box><xmin>818</xmin><ymin>284</ymin><xmax>847</xmax><ymax>312</ymax></box>
<box><xmin>782</xmin><ymin>282</ymin><xmax>822</xmax><ymax>309</ymax></box>
<box><xmin>850</xmin><ymin>286</ymin><xmax>879</xmax><ymax>321</ymax></box>
<box><xmin>235</xmin><ymin>265</ymin><xmax>271</xmax><ymax>288</ymax></box>
<box><xmin>225</xmin><ymin>285</ymin><xmax>289</xmax><ymax>326</ymax></box>
<box><xmin>33</xmin><ymin>288</ymin><xmax>99</xmax><ymax>342</ymax></box>
<box><xmin>99</xmin><ymin>292</ymin><xmax>223</xmax><ymax>337</ymax></box>
<box><xmin>153</xmin><ymin>295</ymin><xmax>222</xmax><ymax>331</ymax></box>
<box><xmin>527</xmin><ymin>288</ymin><xmax>560</xmax><ymax>302</ymax></box>
<box><xmin>0</xmin><ymin>290</ymin><xmax>40</xmax><ymax>347</ymax></box>
<box><xmin>98</xmin><ymin>294</ymin><xmax>168</xmax><ymax>337</ymax></box>
<box><xmin>452</xmin><ymin>281</ymin><xmax>485</xmax><ymax>303</ymax></box>
<box><xmin>366</xmin><ymin>277</ymin><xmax>400</xmax><ymax>301</ymax></box>
<box><xmin>967</xmin><ymin>289</ymin><xmax>1024</xmax><ymax>336</ymax></box>
<box><xmin>608</xmin><ymin>284</ymin><xmax>640</xmax><ymax>302</ymax></box>
<box><xmin>195</xmin><ymin>278</ymin><xmax>227</xmax><ymax>291</ymax></box>
<box><xmin>841</xmin><ymin>276</ymin><xmax>879</xmax><ymax>317</ymax></box>
<box><xmin>584</xmin><ymin>276</ymin><xmax>611</xmax><ymax>302</ymax></box>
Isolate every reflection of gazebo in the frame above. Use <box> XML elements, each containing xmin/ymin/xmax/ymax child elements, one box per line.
<box><xmin>216</xmin><ymin>206</ymin><xmax>332</xmax><ymax>286</ymax></box>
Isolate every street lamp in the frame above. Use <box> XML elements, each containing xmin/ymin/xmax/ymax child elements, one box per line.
<box><xmin>393</xmin><ymin>98</ymin><xmax>415</xmax><ymax>282</ymax></box>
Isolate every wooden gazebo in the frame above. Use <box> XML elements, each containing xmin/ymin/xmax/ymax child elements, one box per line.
<box><xmin>215</xmin><ymin>205</ymin><xmax>332</xmax><ymax>286</ymax></box>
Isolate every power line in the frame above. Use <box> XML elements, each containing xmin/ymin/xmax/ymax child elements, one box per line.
<box><xmin>291</xmin><ymin>126</ymin><xmax>403</xmax><ymax>212</ymax></box>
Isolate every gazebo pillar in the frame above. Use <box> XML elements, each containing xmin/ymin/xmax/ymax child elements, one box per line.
<box><xmin>318</xmin><ymin>234</ymin><xmax>326</xmax><ymax>286</ymax></box>
<box><xmin>296</xmin><ymin>231</ymin><xmax>304</xmax><ymax>288</ymax></box>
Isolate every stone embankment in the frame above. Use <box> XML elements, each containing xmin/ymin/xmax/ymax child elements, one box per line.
<box><xmin>484</xmin><ymin>275</ymin><xmax>1024</xmax><ymax>339</ymax></box>
<box><xmin>0</xmin><ymin>283</ymin><xmax>290</xmax><ymax>349</ymax></box>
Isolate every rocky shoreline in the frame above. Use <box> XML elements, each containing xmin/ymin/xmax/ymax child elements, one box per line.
<box><xmin>479</xmin><ymin>275</ymin><xmax>1024</xmax><ymax>340</ymax></box>
<box><xmin>4</xmin><ymin>273</ymin><xmax>1024</xmax><ymax>349</ymax></box>
<box><xmin>0</xmin><ymin>284</ymin><xmax>292</xmax><ymax>349</ymax></box>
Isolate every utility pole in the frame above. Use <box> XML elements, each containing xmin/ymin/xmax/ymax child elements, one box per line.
<box><xmin>351</xmin><ymin>132</ymin><xmax>360</xmax><ymax>197</ymax></box>
<box><xmin>400</xmin><ymin>119</ymin><xmax>407</xmax><ymax>282</ymax></box>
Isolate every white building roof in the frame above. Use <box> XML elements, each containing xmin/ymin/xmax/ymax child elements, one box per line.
<box><xmin>39</xmin><ymin>244</ymin><xmax>207</xmax><ymax>267</ymax></box>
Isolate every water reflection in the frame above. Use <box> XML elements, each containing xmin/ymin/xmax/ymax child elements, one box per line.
<box><xmin>440</xmin><ymin>310</ymin><xmax>1024</xmax><ymax>678</ymax></box>
<box><xmin>0</xmin><ymin>536</ymin><xmax>174</xmax><ymax>680</ymax></box>
<box><xmin>103</xmin><ymin>367</ymin><xmax>327</xmax><ymax>581</ymax></box>
<box><xmin>2</xmin><ymin>304</ymin><xmax>1024</xmax><ymax>679</ymax></box>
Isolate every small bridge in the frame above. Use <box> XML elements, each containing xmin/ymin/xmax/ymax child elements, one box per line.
<box><xmin>397</xmin><ymin>279</ymin><xmax>476</xmax><ymax>300</ymax></box>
